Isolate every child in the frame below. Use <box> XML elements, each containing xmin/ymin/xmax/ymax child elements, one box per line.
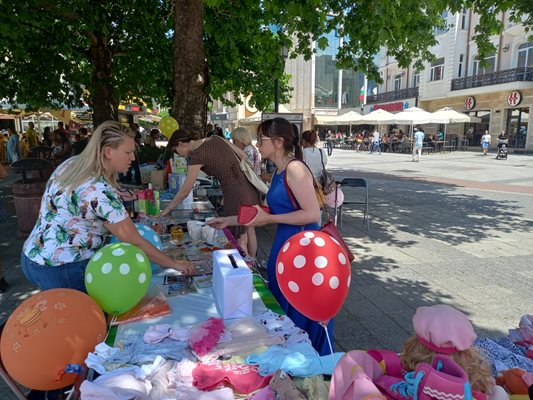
<box><xmin>329</xmin><ymin>304</ymin><xmax>508</xmax><ymax>400</ymax></box>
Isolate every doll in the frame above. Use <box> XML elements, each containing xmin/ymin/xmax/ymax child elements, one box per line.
<box><xmin>329</xmin><ymin>304</ymin><xmax>509</xmax><ymax>400</ymax></box>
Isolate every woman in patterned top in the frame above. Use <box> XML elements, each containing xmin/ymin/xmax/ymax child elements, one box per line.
<box><xmin>230</xmin><ymin>127</ymin><xmax>262</xmax><ymax>175</ymax></box>
<box><xmin>160</xmin><ymin>129</ymin><xmax>261</xmax><ymax>256</ymax></box>
<box><xmin>21</xmin><ymin>121</ymin><xmax>195</xmax><ymax>292</ymax></box>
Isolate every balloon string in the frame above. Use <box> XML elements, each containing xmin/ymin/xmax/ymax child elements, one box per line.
<box><xmin>103</xmin><ymin>313</ymin><xmax>118</xmax><ymax>344</ymax></box>
<box><xmin>321</xmin><ymin>321</ymin><xmax>335</xmax><ymax>356</ymax></box>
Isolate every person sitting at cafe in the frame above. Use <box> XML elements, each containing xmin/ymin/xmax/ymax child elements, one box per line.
<box><xmin>21</xmin><ymin>121</ymin><xmax>195</xmax><ymax>293</ymax></box>
<box><xmin>427</xmin><ymin>134</ymin><xmax>436</xmax><ymax>149</ymax></box>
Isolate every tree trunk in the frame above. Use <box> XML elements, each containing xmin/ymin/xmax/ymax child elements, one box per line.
<box><xmin>89</xmin><ymin>32</ymin><xmax>118</xmax><ymax>127</ymax></box>
<box><xmin>172</xmin><ymin>0</ymin><xmax>208</xmax><ymax>135</ymax></box>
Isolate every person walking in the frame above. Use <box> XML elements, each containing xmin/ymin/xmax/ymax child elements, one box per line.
<box><xmin>369</xmin><ymin>128</ymin><xmax>381</xmax><ymax>154</ymax></box>
<box><xmin>208</xmin><ymin>117</ymin><xmax>333</xmax><ymax>356</ymax></box>
<box><xmin>326</xmin><ymin>130</ymin><xmax>334</xmax><ymax>156</ymax></box>
<box><xmin>480</xmin><ymin>130</ymin><xmax>491</xmax><ymax>156</ymax></box>
<box><xmin>412</xmin><ymin>127</ymin><xmax>425</xmax><ymax>162</ymax></box>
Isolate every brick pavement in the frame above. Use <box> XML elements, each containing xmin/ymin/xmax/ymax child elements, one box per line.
<box><xmin>1</xmin><ymin>150</ymin><xmax>532</xmax><ymax>398</ymax></box>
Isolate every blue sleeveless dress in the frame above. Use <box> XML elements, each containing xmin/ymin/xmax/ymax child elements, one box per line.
<box><xmin>266</xmin><ymin>168</ymin><xmax>334</xmax><ymax>356</ymax></box>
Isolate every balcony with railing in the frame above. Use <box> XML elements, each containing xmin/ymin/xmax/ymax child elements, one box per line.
<box><xmin>366</xmin><ymin>87</ymin><xmax>419</xmax><ymax>104</ymax></box>
<box><xmin>451</xmin><ymin>67</ymin><xmax>533</xmax><ymax>91</ymax></box>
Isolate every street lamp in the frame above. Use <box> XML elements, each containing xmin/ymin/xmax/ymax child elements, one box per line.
<box><xmin>274</xmin><ymin>46</ymin><xmax>289</xmax><ymax>113</ymax></box>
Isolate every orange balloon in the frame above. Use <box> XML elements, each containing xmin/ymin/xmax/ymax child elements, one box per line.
<box><xmin>0</xmin><ymin>289</ymin><xmax>107</xmax><ymax>390</ymax></box>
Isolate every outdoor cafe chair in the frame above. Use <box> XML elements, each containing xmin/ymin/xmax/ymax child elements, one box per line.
<box><xmin>333</xmin><ymin>178</ymin><xmax>370</xmax><ymax>231</ymax></box>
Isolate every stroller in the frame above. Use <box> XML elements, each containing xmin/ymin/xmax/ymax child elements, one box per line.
<box><xmin>496</xmin><ymin>139</ymin><xmax>509</xmax><ymax>160</ymax></box>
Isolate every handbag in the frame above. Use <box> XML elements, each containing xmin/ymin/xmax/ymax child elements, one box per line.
<box><xmin>319</xmin><ymin>150</ymin><xmax>336</xmax><ymax>195</ymax></box>
<box><xmin>284</xmin><ymin>160</ymin><xmax>355</xmax><ymax>262</ymax></box>
<box><xmin>219</xmin><ymin>137</ymin><xmax>269</xmax><ymax>194</ymax></box>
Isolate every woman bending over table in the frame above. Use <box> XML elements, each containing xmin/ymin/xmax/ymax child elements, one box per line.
<box><xmin>21</xmin><ymin>121</ymin><xmax>195</xmax><ymax>292</ymax></box>
<box><xmin>208</xmin><ymin>117</ymin><xmax>334</xmax><ymax>356</ymax></box>
<box><xmin>160</xmin><ymin>130</ymin><xmax>261</xmax><ymax>257</ymax></box>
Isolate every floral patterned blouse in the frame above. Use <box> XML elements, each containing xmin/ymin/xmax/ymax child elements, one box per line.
<box><xmin>23</xmin><ymin>162</ymin><xmax>128</xmax><ymax>266</ymax></box>
<box><xmin>244</xmin><ymin>144</ymin><xmax>262</xmax><ymax>175</ymax></box>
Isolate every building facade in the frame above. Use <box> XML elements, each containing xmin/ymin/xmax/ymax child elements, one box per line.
<box><xmin>212</xmin><ymin>11</ymin><xmax>532</xmax><ymax>149</ymax></box>
<box><xmin>370</xmin><ymin>11</ymin><xmax>532</xmax><ymax>150</ymax></box>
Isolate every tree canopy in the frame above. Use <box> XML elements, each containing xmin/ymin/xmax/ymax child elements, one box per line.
<box><xmin>1</xmin><ymin>0</ymin><xmax>530</xmax><ymax>130</ymax></box>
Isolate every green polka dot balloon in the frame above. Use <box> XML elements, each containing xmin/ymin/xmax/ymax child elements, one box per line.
<box><xmin>85</xmin><ymin>243</ymin><xmax>151</xmax><ymax>315</ymax></box>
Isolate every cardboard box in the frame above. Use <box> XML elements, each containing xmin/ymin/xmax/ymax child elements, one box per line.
<box><xmin>212</xmin><ymin>249</ymin><xmax>253</xmax><ymax>319</ymax></box>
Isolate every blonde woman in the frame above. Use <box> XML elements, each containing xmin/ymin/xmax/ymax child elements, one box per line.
<box><xmin>21</xmin><ymin>121</ymin><xmax>194</xmax><ymax>292</ymax></box>
<box><xmin>230</xmin><ymin>127</ymin><xmax>262</xmax><ymax>175</ymax></box>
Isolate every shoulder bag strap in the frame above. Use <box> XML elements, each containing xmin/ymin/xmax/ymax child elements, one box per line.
<box><xmin>283</xmin><ymin>159</ymin><xmax>333</xmax><ymax>220</ymax></box>
<box><xmin>319</xmin><ymin>147</ymin><xmax>326</xmax><ymax>172</ymax></box>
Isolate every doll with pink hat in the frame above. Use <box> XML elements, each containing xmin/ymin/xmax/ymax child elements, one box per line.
<box><xmin>329</xmin><ymin>304</ymin><xmax>509</xmax><ymax>400</ymax></box>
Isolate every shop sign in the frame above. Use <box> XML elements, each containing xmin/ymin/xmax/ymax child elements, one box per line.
<box><xmin>371</xmin><ymin>102</ymin><xmax>406</xmax><ymax>112</ymax></box>
<box><xmin>464</xmin><ymin>96</ymin><xmax>475</xmax><ymax>110</ymax></box>
<box><xmin>507</xmin><ymin>91</ymin><xmax>522</xmax><ymax>107</ymax></box>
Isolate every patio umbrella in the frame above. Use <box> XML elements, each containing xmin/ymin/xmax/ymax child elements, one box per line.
<box><xmin>335</xmin><ymin>111</ymin><xmax>363</xmax><ymax>135</ymax></box>
<box><xmin>393</xmin><ymin>106</ymin><xmax>434</xmax><ymax>137</ymax></box>
<box><xmin>356</xmin><ymin>109</ymin><xmax>397</xmax><ymax>125</ymax></box>
<box><xmin>430</xmin><ymin>107</ymin><xmax>481</xmax><ymax>142</ymax></box>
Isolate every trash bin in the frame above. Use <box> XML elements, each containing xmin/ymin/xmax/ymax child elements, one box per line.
<box><xmin>11</xmin><ymin>159</ymin><xmax>54</xmax><ymax>236</ymax></box>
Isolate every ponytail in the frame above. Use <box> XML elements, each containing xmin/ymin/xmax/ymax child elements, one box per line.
<box><xmin>292</xmin><ymin>126</ymin><xmax>303</xmax><ymax>161</ymax></box>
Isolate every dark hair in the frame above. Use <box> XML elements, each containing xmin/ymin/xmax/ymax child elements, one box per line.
<box><xmin>167</xmin><ymin>128</ymin><xmax>201</xmax><ymax>148</ymax></box>
<box><xmin>301</xmin><ymin>130</ymin><xmax>318</xmax><ymax>146</ymax></box>
<box><xmin>80</xmin><ymin>127</ymin><xmax>88</xmax><ymax>135</ymax></box>
<box><xmin>257</xmin><ymin>118</ymin><xmax>303</xmax><ymax>160</ymax></box>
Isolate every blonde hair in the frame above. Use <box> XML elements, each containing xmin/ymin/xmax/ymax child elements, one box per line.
<box><xmin>230</xmin><ymin>127</ymin><xmax>252</xmax><ymax>146</ymax></box>
<box><xmin>54</xmin><ymin>121</ymin><xmax>135</xmax><ymax>193</ymax></box>
<box><xmin>400</xmin><ymin>336</ymin><xmax>493</xmax><ymax>393</ymax></box>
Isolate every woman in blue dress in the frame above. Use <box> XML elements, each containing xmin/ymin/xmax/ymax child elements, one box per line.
<box><xmin>209</xmin><ymin>117</ymin><xmax>334</xmax><ymax>355</ymax></box>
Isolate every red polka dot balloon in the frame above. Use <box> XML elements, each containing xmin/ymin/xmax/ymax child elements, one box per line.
<box><xmin>276</xmin><ymin>230</ymin><xmax>351</xmax><ymax>322</ymax></box>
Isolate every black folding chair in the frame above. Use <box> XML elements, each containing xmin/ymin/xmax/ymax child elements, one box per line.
<box><xmin>334</xmin><ymin>178</ymin><xmax>369</xmax><ymax>231</ymax></box>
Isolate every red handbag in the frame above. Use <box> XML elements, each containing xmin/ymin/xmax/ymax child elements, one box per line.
<box><xmin>284</xmin><ymin>160</ymin><xmax>355</xmax><ymax>262</ymax></box>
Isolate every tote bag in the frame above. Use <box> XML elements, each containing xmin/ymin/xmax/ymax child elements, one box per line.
<box><xmin>284</xmin><ymin>160</ymin><xmax>355</xmax><ymax>262</ymax></box>
<box><xmin>218</xmin><ymin>136</ymin><xmax>269</xmax><ymax>194</ymax></box>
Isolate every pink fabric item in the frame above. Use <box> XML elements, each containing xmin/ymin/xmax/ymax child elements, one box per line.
<box><xmin>249</xmin><ymin>386</ymin><xmax>276</xmax><ymax>400</ymax></box>
<box><xmin>189</xmin><ymin>318</ymin><xmax>225</xmax><ymax>356</ymax></box>
<box><xmin>192</xmin><ymin>363</ymin><xmax>272</xmax><ymax>394</ymax></box>
<box><xmin>413</xmin><ymin>304</ymin><xmax>476</xmax><ymax>352</ymax></box>
<box><xmin>328</xmin><ymin>350</ymin><xmax>387</xmax><ymax>400</ymax></box>
<box><xmin>523</xmin><ymin>371</ymin><xmax>533</xmax><ymax>386</ymax></box>
<box><xmin>144</xmin><ymin>324</ymin><xmax>190</xmax><ymax>343</ymax></box>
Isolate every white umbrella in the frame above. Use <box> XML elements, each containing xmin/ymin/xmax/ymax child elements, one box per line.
<box><xmin>430</xmin><ymin>107</ymin><xmax>480</xmax><ymax>144</ymax></box>
<box><xmin>356</xmin><ymin>109</ymin><xmax>397</xmax><ymax>125</ymax></box>
<box><xmin>335</xmin><ymin>111</ymin><xmax>363</xmax><ymax>135</ymax></box>
<box><xmin>394</xmin><ymin>106</ymin><xmax>435</xmax><ymax>125</ymax></box>
<box><xmin>431</xmin><ymin>107</ymin><xmax>480</xmax><ymax>123</ymax></box>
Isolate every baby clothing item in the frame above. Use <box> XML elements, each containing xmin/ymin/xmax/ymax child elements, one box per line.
<box><xmin>413</xmin><ymin>304</ymin><xmax>476</xmax><ymax>353</ymax></box>
<box><xmin>197</xmin><ymin>317</ymin><xmax>284</xmax><ymax>362</ymax></box>
<box><xmin>144</xmin><ymin>325</ymin><xmax>191</xmax><ymax>343</ymax></box>
<box><xmin>192</xmin><ymin>362</ymin><xmax>272</xmax><ymax>394</ymax></box>
<box><xmin>167</xmin><ymin>359</ymin><xmax>198</xmax><ymax>387</ymax></box>
<box><xmin>189</xmin><ymin>318</ymin><xmax>225</xmax><ymax>356</ymax></box>
<box><xmin>269</xmin><ymin>370</ymin><xmax>307</xmax><ymax>400</ymax></box>
<box><xmin>475</xmin><ymin>337</ymin><xmax>533</xmax><ymax>374</ymax></box>
<box><xmin>175</xmin><ymin>385</ymin><xmax>234</xmax><ymax>400</ymax></box>
<box><xmin>256</xmin><ymin>310</ymin><xmax>311</xmax><ymax>346</ymax></box>
<box><xmin>246</xmin><ymin>342</ymin><xmax>344</xmax><ymax>377</ymax></box>
<box><xmin>293</xmin><ymin>375</ymin><xmax>330</xmax><ymax>400</ymax></box>
<box><xmin>80</xmin><ymin>369</ymin><xmax>152</xmax><ymax>400</ymax></box>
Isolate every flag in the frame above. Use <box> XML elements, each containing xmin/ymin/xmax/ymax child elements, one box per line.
<box><xmin>359</xmin><ymin>86</ymin><xmax>365</xmax><ymax>101</ymax></box>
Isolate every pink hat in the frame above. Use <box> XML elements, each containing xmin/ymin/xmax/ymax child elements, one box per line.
<box><xmin>413</xmin><ymin>304</ymin><xmax>476</xmax><ymax>354</ymax></box>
